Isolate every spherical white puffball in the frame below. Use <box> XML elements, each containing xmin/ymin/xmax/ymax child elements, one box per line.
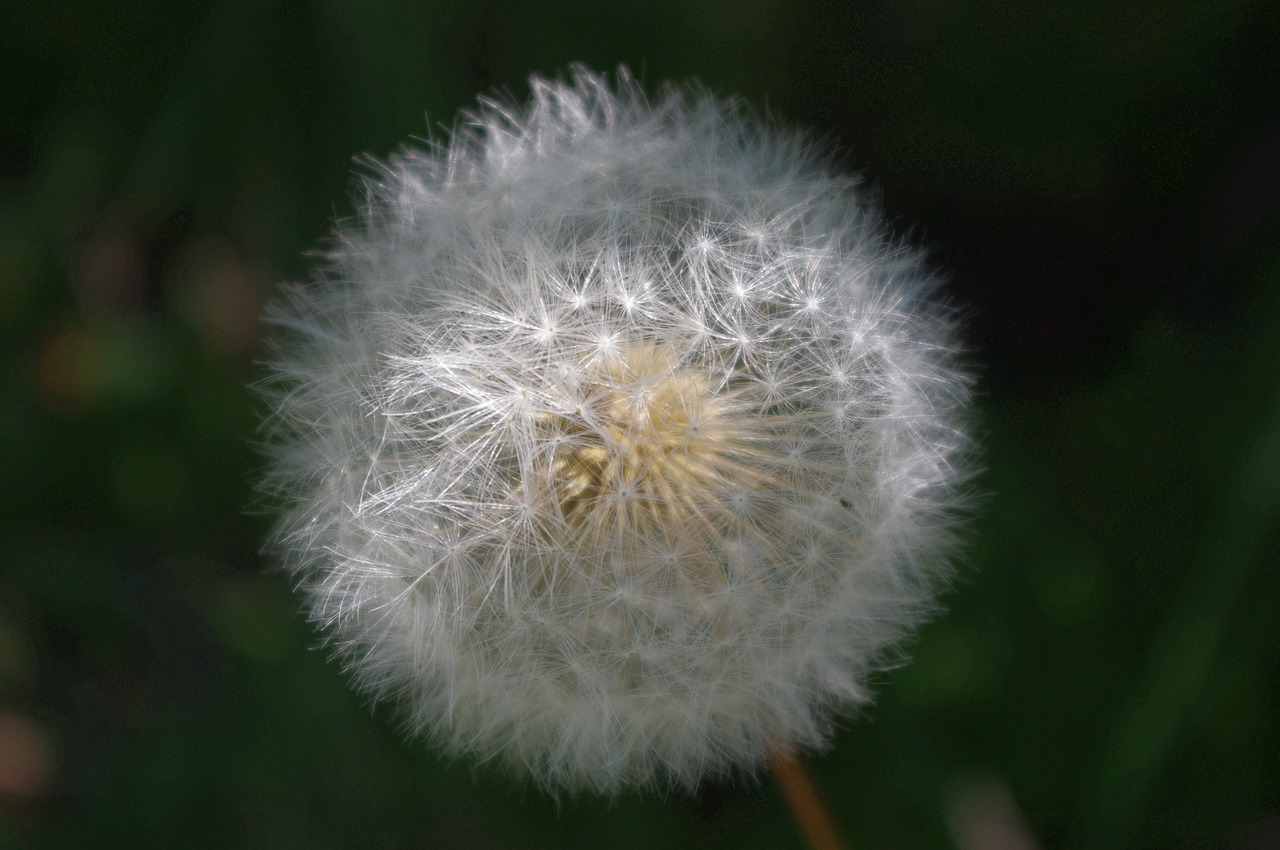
<box><xmin>259</xmin><ymin>66</ymin><xmax>971</xmax><ymax>794</ymax></box>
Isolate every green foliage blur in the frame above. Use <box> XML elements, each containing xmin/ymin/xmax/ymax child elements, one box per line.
<box><xmin>2</xmin><ymin>0</ymin><xmax>1276</xmax><ymax>847</ymax></box>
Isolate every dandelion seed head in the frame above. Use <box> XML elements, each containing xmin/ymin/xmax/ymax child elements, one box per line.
<box><xmin>259</xmin><ymin>65</ymin><xmax>972</xmax><ymax>794</ymax></box>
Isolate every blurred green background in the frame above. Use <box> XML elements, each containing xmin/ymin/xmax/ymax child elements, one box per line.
<box><xmin>2</xmin><ymin>0</ymin><xmax>1277</xmax><ymax>847</ymax></box>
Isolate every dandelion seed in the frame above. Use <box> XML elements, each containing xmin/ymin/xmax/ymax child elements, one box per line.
<box><xmin>258</xmin><ymin>65</ymin><xmax>971</xmax><ymax>794</ymax></box>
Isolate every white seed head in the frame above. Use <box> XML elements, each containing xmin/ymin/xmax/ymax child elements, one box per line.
<box><xmin>259</xmin><ymin>66</ymin><xmax>972</xmax><ymax>794</ymax></box>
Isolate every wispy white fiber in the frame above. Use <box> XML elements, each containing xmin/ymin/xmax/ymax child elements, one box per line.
<box><xmin>259</xmin><ymin>65</ymin><xmax>972</xmax><ymax>794</ymax></box>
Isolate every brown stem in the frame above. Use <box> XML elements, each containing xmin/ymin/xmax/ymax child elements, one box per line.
<box><xmin>770</xmin><ymin>750</ymin><xmax>848</xmax><ymax>850</ymax></box>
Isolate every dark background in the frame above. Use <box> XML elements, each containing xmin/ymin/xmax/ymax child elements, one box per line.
<box><xmin>2</xmin><ymin>1</ymin><xmax>1277</xmax><ymax>847</ymax></box>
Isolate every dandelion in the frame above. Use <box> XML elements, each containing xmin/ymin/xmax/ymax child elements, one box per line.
<box><xmin>258</xmin><ymin>65</ymin><xmax>971</xmax><ymax>795</ymax></box>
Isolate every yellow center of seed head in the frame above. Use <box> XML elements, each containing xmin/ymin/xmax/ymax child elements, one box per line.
<box><xmin>544</xmin><ymin>342</ymin><xmax>740</xmax><ymax>540</ymax></box>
